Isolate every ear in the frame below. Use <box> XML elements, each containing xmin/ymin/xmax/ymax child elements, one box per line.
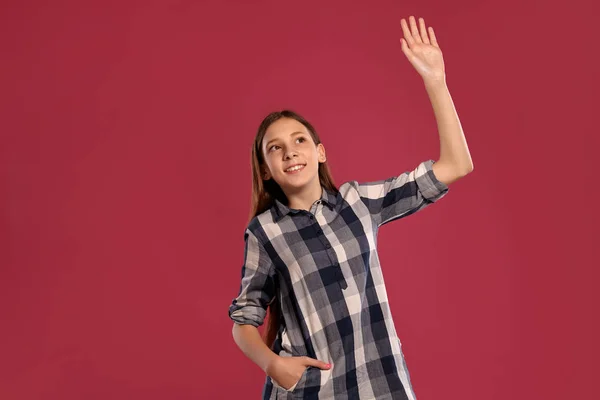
<box><xmin>262</xmin><ymin>167</ymin><xmax>272</xmax><ymax>181</ymax></box>
<box><xmin>317</xmin><ymin>143</ymin><xmax>327</xmax><ymax>163</ymax></box>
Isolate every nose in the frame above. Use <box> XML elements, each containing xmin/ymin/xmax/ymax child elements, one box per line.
<box><xmin>284</xmin><ymin>149</ymin><xmax>298</xmax><ymax>159</ymax></box>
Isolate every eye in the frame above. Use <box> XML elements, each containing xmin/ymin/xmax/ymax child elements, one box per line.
<box><xmin>269</xmin><ymin>144</ymin><xmax>281</xmax><ymax>152</ymax></box>
<box><xmin>297</xmin><ymin>137</ymin><xmax>306</xmax><ymax>143</ymax></box>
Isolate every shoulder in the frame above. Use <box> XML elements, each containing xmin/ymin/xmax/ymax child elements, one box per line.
<box><xmin>327</xmin><ymin>181</ymin><xmax>368</xmax><ymax>210</ymax></box>
<box><xmin>244</xmin><ymin>208</ymin><xmax>279</xmax><ymax>243</ymax></box>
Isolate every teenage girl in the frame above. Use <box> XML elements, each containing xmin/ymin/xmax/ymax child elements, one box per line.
<box><xmin>228</xmin><ymin>16</ymin><xmax>473</xmax><ymax>400</ymax></box>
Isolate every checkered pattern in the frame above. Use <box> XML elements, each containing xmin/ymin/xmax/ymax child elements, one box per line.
<box><xmin>229</xmin><ymin>159</ymin><xmax>449</xmax><ymax>399</ymax></box>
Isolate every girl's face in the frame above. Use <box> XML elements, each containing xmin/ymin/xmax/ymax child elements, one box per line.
<box><xmin>261</xmin><ymin>117</ymin><xmax>326</xmax><ymax>192</ymax></box>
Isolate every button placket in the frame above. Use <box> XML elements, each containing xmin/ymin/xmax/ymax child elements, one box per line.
<box><xmin>311</xmin><ymin>214</ymin><xmax>347</xmax><ymax>290</ymax></box>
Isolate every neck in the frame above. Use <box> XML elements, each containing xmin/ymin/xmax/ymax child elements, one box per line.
<box><xmin>285</xmin><ymin>179</ymin><xmax>323</xmax><ymax>211</ymax></box>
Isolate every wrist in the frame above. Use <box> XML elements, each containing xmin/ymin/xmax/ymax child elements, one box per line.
<box><xmin>263</xmin><ymin>354</ymin><xmax>281</xmax><ymax>375</ymax></box>
<box><xmin>423</xmin><ymin>75</ymin><xmax>447</xmax><ymax>90</ymax></box>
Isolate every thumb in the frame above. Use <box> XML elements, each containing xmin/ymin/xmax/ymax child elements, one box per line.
<box><xmin>302</xmin><ymin>356</ymin><xmax>332</xmax><ymax>370</ymax></box>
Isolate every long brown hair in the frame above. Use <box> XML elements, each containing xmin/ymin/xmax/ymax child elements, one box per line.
<box><xmin>249</xmin><ymin>110</ymin><xmax>338</xmax><ymax>349</ymax></box>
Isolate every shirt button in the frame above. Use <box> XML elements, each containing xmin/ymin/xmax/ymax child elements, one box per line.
<box><xmin>316</xmin><ymin>229</ymin><xmax>322</xmax><ymax>235</ymax></box>
<box><xmin>309</xmin><ymin>215</ymin><xmax>314</xmax><ymax>220</ymax></box>
<box><xmin>325</xmin><ymin>243</ymin><xmax>331</xmax><ymax>249</ymax></box>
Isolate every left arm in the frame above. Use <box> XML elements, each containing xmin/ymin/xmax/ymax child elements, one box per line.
<box><xmin>425</xmin><ymin>79</ymin><xmax>473</xmax><ymax>185</ymax></box>
<box><xmin>400</xmin><ymin>16</ymin><xmax>474</xmax><ymax>186</ymax></box>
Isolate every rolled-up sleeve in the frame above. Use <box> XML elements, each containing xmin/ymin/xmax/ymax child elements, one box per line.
<box><xmin>351</xmin><ymin>159</ymin><xmax>449</xmax><ymax>227</ymax></box>
<box><xmin>228</xmin><ymin>228</ymin><xmax>276</xmax><ymax>327</ymax></box>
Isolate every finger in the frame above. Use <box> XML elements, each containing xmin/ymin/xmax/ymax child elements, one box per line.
<box><xmin>418</xmin><ymin>17</ymin><xmax>430</xmax><ymax>44</ymax></box>
<box><xmin>400</xmin><ymin>38</ymin><xmax>413</xmax><ymax>58</ymax></box>
<box><xmin>409</xmin><ymin>16</ymin><xmax>422</xmax><ymax>43</ymax></box>
<box><xmin>400</xmin><ymin>19</ymin><xmax>414</xmax><ymax>46</ymax></box>
<box><xmin>428</xmin><ymin>26</ymin><xmax>439</xmax><ymax>48</ymax></box>
<box><xmin>302</xmin><ymin>357</ymin><xmax>332</xmax><ymax>370</ymax></box>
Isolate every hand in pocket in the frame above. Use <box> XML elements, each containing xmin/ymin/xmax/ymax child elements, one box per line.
<box><xmin>267</xmin><ymin>356</ymin><xmax>332</xmax><ymax>391</ymax></box>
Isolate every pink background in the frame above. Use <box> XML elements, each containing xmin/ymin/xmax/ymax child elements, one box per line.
<box><xmin>1</xmin><ymin>0</ymin><xmax>597</xmax><ymax>399</ymax></box>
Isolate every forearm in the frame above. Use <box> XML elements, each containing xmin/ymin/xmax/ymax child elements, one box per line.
<box><xmin>232</xmin><ymin>323</ymin><xmax>279</xmax><ymax>373</ymax></box>
<box><xmin>424</xmin><ymin>78</ymin><xmax>473</xmax><ymax>175</ymax></box>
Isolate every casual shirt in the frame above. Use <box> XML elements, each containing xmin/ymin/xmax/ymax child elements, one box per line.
<box><xmin>229</xmin><ymin>159</ymin><xmax>449</xmax><ymax>399</ymax></box>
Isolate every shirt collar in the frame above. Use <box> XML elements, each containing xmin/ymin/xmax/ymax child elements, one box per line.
<box><xmin>272</xmin><ymin>186</ymin><xmax>338</xmax><ymax>222</ymax></box>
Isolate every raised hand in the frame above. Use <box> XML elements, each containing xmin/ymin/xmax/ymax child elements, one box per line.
<box><xmin>400</xmin><ymin>16</ymin><xmax>446</xmax><ymax>83</ymax></box>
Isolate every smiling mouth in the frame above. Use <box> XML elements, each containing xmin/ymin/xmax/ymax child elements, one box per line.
<box><xmin>284</xmin><ymin>164</ymin><xmax>306</xmax><ymax>173</ymax></box>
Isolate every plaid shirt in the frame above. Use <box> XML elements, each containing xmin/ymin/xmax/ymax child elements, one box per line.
<box><xmin>229</xmin><ymin>159</ymin><xmax>449</xmax><ymax>399</ymax></box>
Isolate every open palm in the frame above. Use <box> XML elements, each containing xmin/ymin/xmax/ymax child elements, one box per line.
<box><xmin>400</xmin><ymin>16</ymin><xmax>446</xmax><ymax>82</ymax></box>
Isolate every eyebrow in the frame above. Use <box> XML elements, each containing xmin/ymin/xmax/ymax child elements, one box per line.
<box><xmin>264</xmin><ymin>131</ymin><xmax>305</xmax><ymax>149</ymax></box>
